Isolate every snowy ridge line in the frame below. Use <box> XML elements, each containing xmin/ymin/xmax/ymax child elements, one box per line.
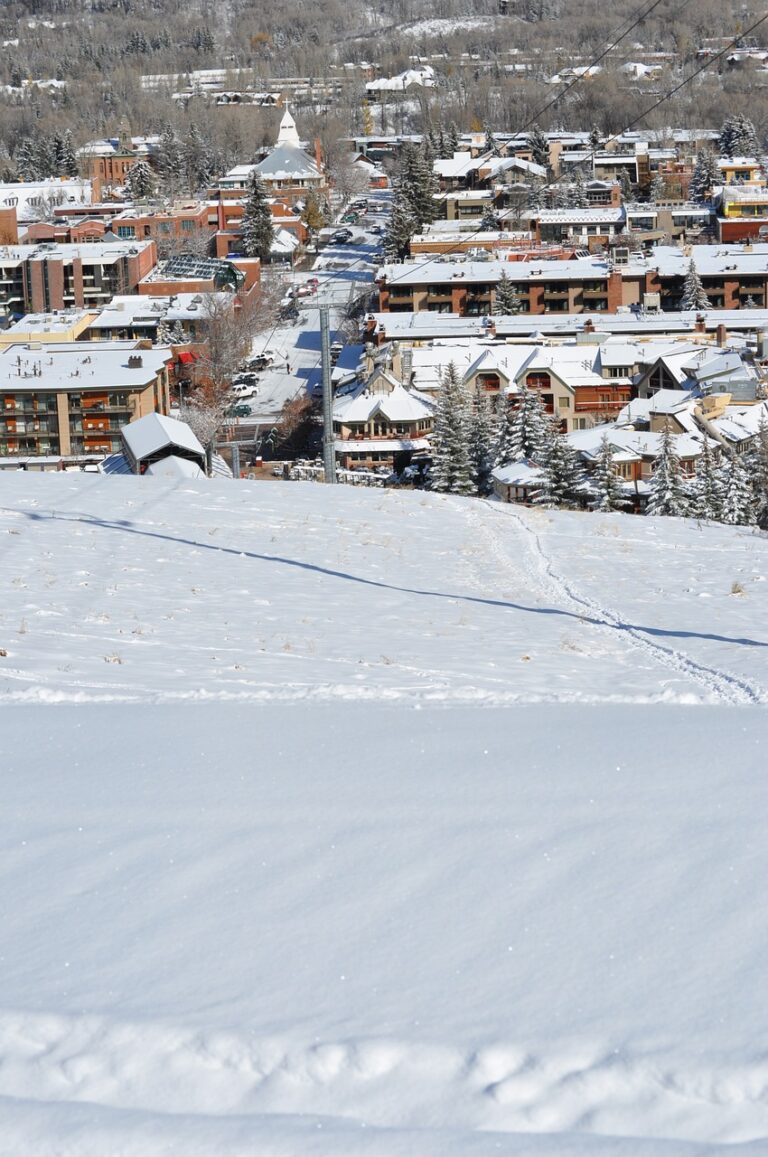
<box><xmin>0</xmin><ymin>1010</ymin><xmax>767</xmax><ymax>1148</ymax></box>
<box><xmin>0</xmin><ymin>683</ymin><xmax>709</xmax><ymax>707</ymax></box>
<box><xmin>482</xmin><ymin>502</ymin><xmax>766</xmax><ymax>707</ymax></box>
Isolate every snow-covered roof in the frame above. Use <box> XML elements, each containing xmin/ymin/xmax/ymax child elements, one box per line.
<box><xmin>145</xmin><ymin>455</ymin><xmax>206</xmax><ymax>479</ymax></box>
<box><xmin>335</xmin><ymin>384</ymin><xmax>434</xmax><ymax>424</ymax></box>
<box><xmin>492</xmin><ymin>459</ymin><xmax>544</xmax><ymax>486</ymax></box>
<box><xmin>255</xmin><ymin>145</ymin><xmax>321</xmax><ymax>181</ymax></box>
<box><xmin>121</xmin><ymin>413</ymin><xmax>204</xmax><ymax>463</ymax></box>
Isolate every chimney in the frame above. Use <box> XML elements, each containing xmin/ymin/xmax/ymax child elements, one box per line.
<box><xmin>127</xmin><ymin>354</ymin><xmax>143</xmax><ymax>368</ymax></box>
<box><xmin>485</xmin><ymin>318</ymin><xmax>497</xmax><ymax>339</ymax></box>
<box><xmin>583</xmin><ymin>317</ymin><xmax>595</xmax><ymax>333</ymax></box>
<box><xmin>694</xmin><ymin>313</ymin><xmax>707</xmax><ymax>334</ymax></box>
<box><xmin>401</xmin><ymin>345</ymin><xmax>413</xmax><ymax>386</ymax></box>
<box><xmin>716</xmin><ymin>323</ymin><xmax>728</xmax><ymax>347</ymax></box>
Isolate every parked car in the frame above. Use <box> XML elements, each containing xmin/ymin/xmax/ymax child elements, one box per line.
<box><xmin>331</xmin><ymin>228</ymin><xmax>354</xmax><ymax>243</ymax></box>
<box><xmin>350</xmin><ymin>199</ymin><xmax>368</xmax><ymax>211</ymax></box>
<box><xmin>231</xmin><ymin>382</ymin><xmax>256</xmax><ymax>398</ymax></box>
<box><xmin>279</xmin><ymin>303</ymin><xmax>300</xmax><ymax>321</ymax></box>
<box><xmin>369</xmin><ymin>224</ymin><xmax>384</xmax><ymax>235</ymax></box>
<box><xmin>226</xmin><ymin>403</ymin><xmax>251</xmax><ymax>418</ymax></box>
<box><xmin>295</xmin><ymin>283</ymin><xmax>316</xmax><ymax>298</ymax></box>
<box><xmin>341</xmin><ymin>212</ymin><xmax>360</xmax><ymax>224</ymax></box>
<box><xmin>249</xmin><ymin>353</ymin><xmax>274</xmax><ymax>371</ymax></box>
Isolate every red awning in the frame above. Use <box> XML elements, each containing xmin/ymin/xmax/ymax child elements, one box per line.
<box><xmin>177</xmin><ymin>351</ymin><xmax>196</xmax><ymax>364</ymax></box>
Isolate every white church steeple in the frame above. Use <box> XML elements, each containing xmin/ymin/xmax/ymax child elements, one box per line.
<box><xmin>276</xmin><ymin>106</ymin><xmax>301</xmax><ymax>148</ymax></box>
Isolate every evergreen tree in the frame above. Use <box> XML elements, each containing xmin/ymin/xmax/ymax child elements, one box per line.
<box><xmin>170</xmin><ymin>320</ymin><xmax>187</xmax><ymax>343</ymax></box>
<box><xmin>437</xmin><ymin>126</ymin><xmax>448</xmax><ymax>159</ymax></box>
<box><xmin>241</xmin><ymin>171</ymin><xmax>275</xmax><ymax>260</ymax></box>
<box><xmin>719</xmin><ymin>453</ymin><xmax>756</xmax><ymax>525</ymax></box>
<box><xmin>590</xmin><ymin>434</ymin><xmax>629</xmax><ymax>511</ymax></box>
<box><xmin>480</xmin><ymin>205</ymin><xmax>501</xmax><ymax>230</ymax></box>
<box><xmin>571</xmin><ymin>171</ymin><xmax>589</xmax><ymax>208</ymax></box>
<box><xmin>533</xmin><ymin>419</ymin><xmax>584</xmax><ymax>508</ymax></box>
<box><xmin>719</xmin><ymin>114</ymin><xmax>759</xmax><ymax>159</ymax></box>
<box><xmin>155</xmin><ymin>123</ymin><xmax>184</xmax><ymax>192</ymax></box>
<box><xmin>648</xmin><ymin>172</ymin><xmax>665</xmax><ymax>203</ymax></box>
<box><xmin>680</xmin><ymin>259</ymin><xmax>711</xmax><ymax>311</ymax></box>
<box><xmin>397</xmin><ymin>140</ymin><xmax>438</xmax><ymax>229</ymax></box>
<box><xmin>183</xmin><ymin>123</ymin><xmax>215</xmax><ymax>191</ymax></box>
<box><xmin>688</xmin><ymin>149</ymin><xmax>718</xmax><ymax>203</ymax></box>
<box><xmin>647</xmin><ymin>422</ymin><xmax>689</xmax><ymax>517</ymax></box>
<box><xmin>484</xmin><ymin>125</ymin><xmax>500</xmax><ymax>156</ymax></box>
<box><xmin>618</xmin><ymin>168</ymin><xmax>633</xmax><ymax>201</ymax></box>
<box><xmin>495</xmin><ymin>386</ymin><xmax>549</xmax><ymax>465</ymax></box>
<box><xmin>156</xmin><ymin>319</ymin><xmax>174</xmax><ymax>346</ymax></box>
<box><xmin>383</xmin><ymin>191</ymin><xmax>416</xmax><ymax>260</ymax></box>
<box><xmin>494</xmin><ymin>271</ymin><xmax>522</xmax><ymax>315</ymax></box>
<box><xmin>744</xmin><ymin>295</ymin><xmax>758</xmax><ymax>309</ymax></box>
<box><xmin>446</xmin><ymin>123</ymin><xmax>460</xmax><ymax>155</ymax></box>
<box><xmin>124</xmin><ymin>160</ymin><xmax>155</xmax><ymax>200</ymax></box>
<box><xmin>14</xmin><ymin>138</ymin><xmax>38</xmax><ymax>181</ymax></box>
<box><xmin>527</xmin><ymin>180</ymin><xmax>544</xmax><ymax>210</ymax></box>
<box><xmin>527</xmin><ymin>125</ymin><xmax>549</xmax><ymax>170</ymax></box>
<box><xmin>430</xmin><ymin>362</ymin><xmax>474</xmax><ymax>495</ymax></box>
<box><xmin>54</xmin><ymin>130</ymin><xmax>78</xmax><ymax>177</ymax></box>
<box><xmin>589</xmin><ymin>125</ymin><xmax>601</xmax><ymax>152</ymax></box>
<box><xmin>689</xmin><ymin>436</ymin><xmax>723</xmax><ymax>521</ymax></box>
<box><xmin>467</xmin><ymin>389</ymin><xmax>497</xmax><ymax>496</ymax></box>
<box><xmin>749</xmin><ymin>414</ymin><xmax>768</xmax><ymax>529</ymax></box>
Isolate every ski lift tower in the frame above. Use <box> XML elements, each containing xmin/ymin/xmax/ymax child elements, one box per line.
<box><xmin>297</xmin><ymin>297</ymin><xmax>337</xmax><ymax>484</ymax></box>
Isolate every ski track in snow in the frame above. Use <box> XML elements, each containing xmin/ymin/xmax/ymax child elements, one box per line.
<box><xmin>478</xmin><ymin>501</ymin><xmax>766</xmax><ymax>707</ymax></box>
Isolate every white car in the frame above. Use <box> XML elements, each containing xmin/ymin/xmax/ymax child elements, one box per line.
<box><xmin>231</xmin><ymin>382</ymin><xmax>256</xmax><ymax>399</ymax></box>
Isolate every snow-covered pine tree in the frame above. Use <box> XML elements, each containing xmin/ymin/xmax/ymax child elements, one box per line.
<box><xmin>155</xmin><ymin>124</ymin><xmax>184</xmax><ymax>192</ymax></box>
<box><xmin>14</xmin><ymin>138</ymin><xmax>38</xmax><ymax>181</ymax></box>
<box><xmin>719</xmin><ymin>453</ymin><xmax>757</xmax><ymax>525</ymax></box>
<box><xmin>170</xmin><ymin>320</ymin><xmax>187</xmax><ymax>344</ymax></box>
<box><xmin>688</xmin><ymin>149</ymin><xmax>718</xmax><ymax>203</ymax></box>
<box><xmin>589</xmin><ymin>126</ymin><xmax>601</xmax><ymax>153</ymax></box>
<box><xmin>494</xmin><ymin>271</ymin><xmax>522</xmax><ymax>315</ymax></box>
<box><xmin>398</xmin><ymin>141</ymin><xmax>438</xmax><ymax>229</ymax></box>
<box><xmin>484</xmin><ymin>125</ymin><xmax>499</xmax><ymax>156</ymax></box>
<box><xmin>533</xmin><ymin>418</ymin><xmax>584</xmax><ymax>508</ymax></box>
<box><xmin>446</xmin><ymin>123</ymin><xmax>460</xmax><ymax>155</ymax></box>
<box><xmin>124</xmin><ymin>160</ymin><xmax>155</xmax><ymax>200</ymax></box>
<box><xmin>468</xmin><ymin>388</ymin><xmax>497</xmax><ymax>497</ymax></box>
<box><xmin>527</xmin><ymin>180</ymin><xmax>544</xmax><ymax>210</ymax></box>
<box><xmin>241</xmin><ymin>171</ymin><xmax>275</xmax><ymax>261</ymax></box>
<box><xmin>156</xmin><ymin>319</ymin><xmax>173</xmax><ymax>346</ymax></box>
<box><xmin>648</xmin><ymin>172</ymin><xmax>665</xmax><ymax>204</ymax></box>
<box><xmin>619</xmin><ymin>169</ymin><xmax>633</xmax><ymax>201</ymax></box>
<box><xmin>183</xmin><ymin>123</ymin><xmax>215</xmax><ymax>191</ymax></box>
<box><xmin>430</xmin><ymin>362</ymin><xmax>474</xmax><ymax>495</ymax></box>
<box><xmin>590</xmin><ymin>434</ymin><xmax>629</xmax><ymax>511</ymax></box>
<box><xmin>689</xmin><ymin>436</ymin><xmax>723</xmax><ymax>521</ymax></box>
<box><xmin>496</xmin><ymin>386</ymin><xmax>550</xmax><ymax>465</ymax></box>
<box><xmin>527</xmin><ymin>125</ymin><xmax>549</xmax><ymax>171</ymax></box>
<box><xmin>749</xmin><ymin>413</ymin><xmax>768</xmax><ymax>529</ymax></box>
<box><xmin>680</xmin><ymin>259</ymin><xmax>711</xmax><ymax>311</ymax></box>
<box><xmin>744</xmin><ymin>295</ymin><xmax>758</xmax><ymax>309</ymax></box>
<box><xmin>572</xmin><ymin>171</ymin><xmax>589</xmax><ymax>208</ymax></box>
<box><xmin>480</xmin><ymin>205</ymin><xmax>501</xmax><ymax>231</ymax></box>
<box><xmin>647</xmin><ymin>421</ymin><xmax>689</xmax><ymax>517</ymax></box>
<box><xmin>383</xmin><ymin>192</ymin><xmax>417</xmax><ymax>261</ymax></box>
<box><xmin>54</xmin><ymin>130</ymin><xmax>78</xmax><ymax>177</ymax></box>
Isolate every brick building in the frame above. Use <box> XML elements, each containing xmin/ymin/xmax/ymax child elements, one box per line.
<box><xmin>0</xmin><ymin>241</ymin><xmax>157</xmax><ymax>317</ymax></box>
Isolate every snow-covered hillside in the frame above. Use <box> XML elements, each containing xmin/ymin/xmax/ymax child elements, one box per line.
<box><xmin>1</xmin><ymin>476</ymin><xmax>767</xmax><ymax>705</ymax></box>
<box><xmin>1</xmin><ymin>476</ymin><xmax>767</xmax><ymax>1155</ymax></box>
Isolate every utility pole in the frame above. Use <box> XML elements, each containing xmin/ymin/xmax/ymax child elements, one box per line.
<box><xmin>319</xmin><ymin>303</ymin><xmax>337</xmax><ymax>484</ymax></box>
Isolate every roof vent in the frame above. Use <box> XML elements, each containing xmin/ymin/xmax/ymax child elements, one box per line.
<box><xmin>127</xmin><ymin>354</ymin><xmax>143</xmax><ymax>368</ymax></box>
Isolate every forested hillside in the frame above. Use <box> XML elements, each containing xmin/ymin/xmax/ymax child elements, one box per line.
<box><xmin>0</xmin><ymin>0</ymin><xmax>766</xmax><ymax>173</ymax></box>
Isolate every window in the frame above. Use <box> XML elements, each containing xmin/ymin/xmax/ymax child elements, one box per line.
<box><xmin>116</xmin><ymin>225</ymin><xmax>135</xmax><ymax>239</ymax></box>
<box><xmin>526</xmin><ymin>372</ymin><xmax>550</xmax><ymax>390</ymax></box>
<box><xmin>181</xmin><ymin>220</ymin><xmax>195</xmax><ymax>232</ymax></box>
<box><xmin>558</xmin><ymin>396</ymin><xmax>570</xmax><ymax>409</ymax></box>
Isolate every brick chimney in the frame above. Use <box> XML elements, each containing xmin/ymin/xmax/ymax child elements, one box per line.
<box><xmin>694</xmin><ymin>313</ymin><xmax>707</xmax><ymax>334</ymax></box>
<box><xmin>583</xmin><ymin>317</ymin><xmax>595</xmax><ymax>333</ymax></box>
<box><xmin>716</xmin><ymin>322</ymin><xmax>728</xmax><ymax>347</ymax></box>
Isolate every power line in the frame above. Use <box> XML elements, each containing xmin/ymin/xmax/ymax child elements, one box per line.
<box><xmin>379</xmin><ymin>8</ymin><xmax>768</xmax><ymax>294</ymax></box>
<box><xmin>517</xmin><ymin>0</ymin><xmax>674</xmax><ymax>136</ymax></box>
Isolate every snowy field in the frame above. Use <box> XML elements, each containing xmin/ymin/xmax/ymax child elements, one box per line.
<box><xmin>1</xmin><ymin>475</ymin><xmax>767</xmax><ymax>1154</ymax></box>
